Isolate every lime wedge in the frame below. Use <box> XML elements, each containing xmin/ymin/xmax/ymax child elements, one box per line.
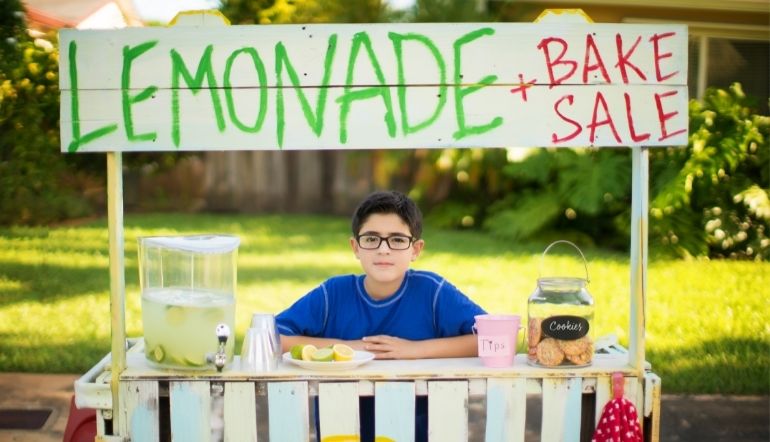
<box><xmin>311</xmin><ymin>347</ymin><xmax>334</xmax><ymax>362</ymax></box>
<box><xmin>149</xmin><ymin>345</ymin><xmax>165</xmax><ymax>363</ymax></box>
<box><xmin>290</xmin><ymin>345</ymin><xmax>305</xmax><ymax>360</ymax></box>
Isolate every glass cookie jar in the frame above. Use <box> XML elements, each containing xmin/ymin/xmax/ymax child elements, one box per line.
<box><xmin>527</xmin><ymin>240</ymin><xmax>595</xmax><ymax>368</ymax></box>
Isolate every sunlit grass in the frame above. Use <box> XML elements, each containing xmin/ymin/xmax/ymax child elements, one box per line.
<box><xmin>1</xmin><ymin>213</ymin><xmax>768</xmax><ymax>394</ymax></box>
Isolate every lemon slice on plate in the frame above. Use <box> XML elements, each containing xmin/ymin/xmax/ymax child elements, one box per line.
<box><xmin>301</xmin><ymin>344</ymin><xmax>318</xmax><ymax>361</ymax></box>
<box><xmin>333</xmin><ymin>344</ymin><xmax>355</xmax><ymax>361</ymax></box>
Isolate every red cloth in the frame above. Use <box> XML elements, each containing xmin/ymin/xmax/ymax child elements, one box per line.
<box><xmin>592</xmin><ymin>396</ymin><xmax>643</xmax><ymax>442</ymax></box>
<box><xmin>592</xmin><ymin>373</ymin><xmax>643</xmax><ymax>442</ymax></box>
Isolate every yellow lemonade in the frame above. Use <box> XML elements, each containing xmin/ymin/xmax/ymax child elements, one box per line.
<box><xmin>142</xmin><ymin>287</ymin><xmax>235</xmax><ymax>370</ymax></box>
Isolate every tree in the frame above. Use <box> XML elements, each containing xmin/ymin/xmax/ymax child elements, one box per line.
<box><xmin>220</xmin><ymin>0</ymin><xmax>395</xmax><ymax>25</ymax></box>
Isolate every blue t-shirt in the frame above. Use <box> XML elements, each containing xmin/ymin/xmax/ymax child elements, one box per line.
<box><xmin>276</xmin><ymin>269</ymin><xmax>485</xmax><ymax>340</ymax></box>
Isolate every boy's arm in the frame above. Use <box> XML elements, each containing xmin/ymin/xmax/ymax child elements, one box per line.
<box><xmin>362</xmin><ymin>334</ymin><xmax>477</xmax><ymax>360</ymax></box>
<box><xmin>280</xmin><ymin>334</ymin><xmax>367</xmax><ymax>353</ymax></box>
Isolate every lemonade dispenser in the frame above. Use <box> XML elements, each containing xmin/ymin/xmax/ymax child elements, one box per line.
<box><xmin>139</xmin><ymin>235</ymin><xmax>239</xmax><ymax>370</ymax></box>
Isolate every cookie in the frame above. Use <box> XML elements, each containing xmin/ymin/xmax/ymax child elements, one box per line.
<box><xmin>565</xmin><ymin>338</ymin><xmax>593</xmax><ymax>365</ymax></box>
<box><xmin>528</xmin><ymin>317</ymin><xmax>542</xmax><ymax>347</ymax></box>
<box><xmin>558</xmin><ymin>336</ymin><xmax>592</xmax><ymax>356</ymax></box>
<box><xmin>527</xmin><ymin>345</ymin><xmax>538</xmax><ymax>361</ymax></box>
<box><xmin>566</xmin><ymin>348</ymin><xmax>592</xmax><ymax>365</ymax></box>
<box><xmin>536</xmin><ymin>338</ymin><xmax>565</xmax><ymax>366</ymax></box>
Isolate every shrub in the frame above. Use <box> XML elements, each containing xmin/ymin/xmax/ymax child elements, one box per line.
<box><xmin>0</xmin><ymin>24</ymin><xmax>91</xmax><ymax>225</ymax></box>
<box><xmin>650</xmin><ymin>84</ymin><xmax>769</xmax><ymax>260</ymax></box>
<box><xmin>428</xmin><ymin>84</ymin><xmax>768</xmax><ymax>260</ymax></box>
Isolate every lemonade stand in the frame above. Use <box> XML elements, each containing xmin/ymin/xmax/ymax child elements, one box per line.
<box><xmin>63</xmin><ymin>9</ymin><xmax>686</xmax><ymax>441</ymax></box>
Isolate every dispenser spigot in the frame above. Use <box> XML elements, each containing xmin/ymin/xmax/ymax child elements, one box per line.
<box><xmin>212</xmin><ymin>323</ymin><xmax>230</xmax><ymax>372</ymax></box>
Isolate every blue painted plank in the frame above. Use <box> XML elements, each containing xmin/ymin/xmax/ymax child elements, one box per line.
<box><xmin>170</xmin><ymin>381</ymin><xmax>211</xmax><ymax>442</ymax></box>
<box><xmin>485</xmin><ymin>378</ymin><xmax>526</xmax><ymax>442</ymax></box>
<box><xmin>267</xmin><ymin>381</ymin><xmax>309</xmax><ymax>442</ymax></box>
<box><xmin>375</xmin><ymin>382</ymin><xmax>415</xmax><ymax>442</ymax></box>
<box><xmin>562</xmin><ymin>377</ymin><xmax>583</xmax><ymax>442</ymax></box>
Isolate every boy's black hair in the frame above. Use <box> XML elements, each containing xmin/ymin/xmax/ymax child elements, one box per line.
<box><xmin>351</xmin><ymin>190</ymin><xmax>423</xmax><ymax>239</ymax></box>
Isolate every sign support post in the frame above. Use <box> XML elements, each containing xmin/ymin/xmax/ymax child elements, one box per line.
<box><xmin>106</xmin><ymin>151</ymin><xmax>126</xmax><ymax>430</ymax></box>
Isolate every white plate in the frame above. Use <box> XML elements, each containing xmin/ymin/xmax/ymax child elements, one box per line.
<box><xmin>282</xmin><ymin>350</ymin><xmax>375</xmax><ymax>371</ymax></box>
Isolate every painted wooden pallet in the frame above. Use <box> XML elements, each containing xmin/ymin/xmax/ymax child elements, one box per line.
<box><xmin>106</xmin><ymin>371</ymin><xmax>660</xmax><ymax>442</ymax></box>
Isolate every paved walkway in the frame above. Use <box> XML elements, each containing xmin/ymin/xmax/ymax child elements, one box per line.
<box><xmin>0</xmin><ymin>373</ymin><xmax>767</xmax><ymax>441</ymax></box>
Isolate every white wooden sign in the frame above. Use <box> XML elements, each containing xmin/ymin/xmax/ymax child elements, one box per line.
<box><xmin>59</xmin><ymin>21</ymin><xmax>688</xmax><ymax>152</ymax></box>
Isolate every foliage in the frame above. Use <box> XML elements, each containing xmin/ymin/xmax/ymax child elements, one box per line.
<box><xmin>474</xmin><ymin>148</ymin><xmax>631</xmax><ymax>249</ymax></box>
<box><xmin>0</xmin><ymin>1</ymin><xmax>90</xmax><ymax>225</ymax></box>
<box><xmin>1</xmin><ymin>213</ymin><xmax>768</xmax><ymax>394</ymax></box>
<box><xmin>0</xmin><ymin>0</ymin><xmax>26</xmax><ymax>73</ymax></box>
<box><xmin>649</xmin><ymin>84</ymin><xmax>769</xmax><ymax>260</ymax></box>
<box><xmin>410</xmin><ymin>0</ymin><xmax>490</xmax><ymax>22</ymax></box>
<box><xmin>426</xmin><ymin>84</ymin><xmax>769</xmax><ymax>260</ymax></box>
<box><xmin>220</xmin><ymin>0</ymin><xmax>396</xmax><ymax>24</ymax></box>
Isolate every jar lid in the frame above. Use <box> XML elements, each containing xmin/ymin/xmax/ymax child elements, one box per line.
<box><xmin>139</xmin><ymin>235</ymin><xmax>240</xmax><ymax>253</ymax></box>
<box><xmin>537</xmin><ymin>277</ymin><xmax>587</xmax><ymax>288</ymax></box>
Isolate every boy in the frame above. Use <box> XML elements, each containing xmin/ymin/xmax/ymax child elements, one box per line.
<box><xmin>276</xmin><ymin>190</ymin><xmax>485</xmax><ymax>441</ymax></box>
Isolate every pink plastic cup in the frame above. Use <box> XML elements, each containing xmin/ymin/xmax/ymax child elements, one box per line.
<box><xmin>473</xmin><ymin>314</ymin><xmax>522</xmax><ymax>367</ymax></box>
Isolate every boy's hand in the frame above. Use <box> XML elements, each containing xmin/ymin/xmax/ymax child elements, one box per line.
<box><xmin>362</xmin><ymin>335</ymin><xmax>423</xmax><ymax>360</ymax></box>
<box><xmin>363</xmin><ymin>334</ymin><xmax>478</xmax><ymax>359</ymax></box>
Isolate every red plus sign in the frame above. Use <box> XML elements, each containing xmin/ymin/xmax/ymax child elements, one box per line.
<box><xmin>510</xmin><ymin>73</ymin><xmax>536</xmax><ymax>102</ymax></box>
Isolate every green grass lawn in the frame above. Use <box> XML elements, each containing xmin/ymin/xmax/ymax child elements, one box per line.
<box><xmin>0</xmin><ymin>213</ymin><xmax>768</xmax><ymax>394</ymax></box>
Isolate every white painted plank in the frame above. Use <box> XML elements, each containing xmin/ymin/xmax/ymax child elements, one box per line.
<box><xmin>484</xmin><ymin>378</ymin><xmax>526</xmax><ymax>442</ymax></box>
<box><xmin>122</xmin><ymin>351</ymin><xmax>635</xmax><ymax>380</ymax></box>
<box><xmin>60</xmin><ymin>83</ymin><xmax>688</xmax><ymax>152</ymax></box>
<box><xmin>594</xmin><ymin>375</ymin><xmax>612</xmax><ymax>427</ymax></box>
<box><xmin>267</xmin><ymin>381</ymin><xmax>310</xmax><ymax>442</ymax></box>
<box><xmin>319</xmin><ymin>382</ymin><xmax>360</xmax><ymax>440</ymax></box>
<box><xmin>375</xmin><ymin>382</ymin><xmax>416</xmax><ymax>442</ymax></box>
<box><xmin>170</xmin><ymin>381</ymin><xmax>211</xmax><ymax>442</ymax></box>
<box><xmin>118</xmin><ymin>380</ymin><xmax>159</xmax><ymax>441</ymax></box>
<box><xmin>626</xmin><ymin>376</ymin><xmax>643</xmax><ymax>427</ymax></box>
<box><xmin>427</xmin><ymin>381</ymin><xmax>468</xmax><ymax>442</ymax></box>
<box><xmin>59</xmin><ymin>23</ymin><xmax>687</xmax><ymax>90</ymax></box>
<box><xmin>224</xmin><ymin>382</ymin><xmax>257</xmax><ymax>442</ymax></box>
<box><xmin>629</xmin><ymin>146</ymin><xmax>650</xmax><ymax>370</ymax></box>
<box><xmin>541</xmin><ymin>378</ymin><xmax>583</xmax><ymax>442</ymax></box>
<box><xmin>645</xmin><ymin>373</ymin><xmax>662</xmax><ymax>442</ymax></box>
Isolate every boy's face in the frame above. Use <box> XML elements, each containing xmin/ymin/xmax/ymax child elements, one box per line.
<box><xmin>350</xmin><ymin>213</ymin><xmax>424</xmax><ymax>286</ymax></box>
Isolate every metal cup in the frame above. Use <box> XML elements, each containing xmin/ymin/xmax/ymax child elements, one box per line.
<box><xmin>241</xmin><ymin>313</ymin><xmax>281</xmax><ymax>372</ymax></box>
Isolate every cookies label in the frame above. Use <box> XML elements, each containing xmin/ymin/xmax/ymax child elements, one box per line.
<box><xmin>542</xmin><ymin>315</ymin><xmax>589</xmax><ymax>340</ymax></box>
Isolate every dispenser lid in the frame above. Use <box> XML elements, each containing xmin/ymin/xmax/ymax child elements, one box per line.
<box><xmin>140</xmin><ymin>235</ymin><xmax>240</xmax><ymax>253</ymax></box>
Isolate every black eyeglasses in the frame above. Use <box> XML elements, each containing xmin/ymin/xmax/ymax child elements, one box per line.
<box><xmin>356</xmin><ymin>234</ymin><xmax>414</xmax><ymax>250</ymax></box>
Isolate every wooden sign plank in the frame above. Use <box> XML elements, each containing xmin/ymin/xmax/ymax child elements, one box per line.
<box><xmin>59</xmin><ymin>22</ymin><xmax>688</xmax><ymax>152</ymax></box>
<box><xmin>60</xmin><ymin>83</ymin><xmax>687</xmax><ymax>151</ymax></box>
<box><xmin>59</xmin><ymin>24</ymin><xmax>687</xmax><ymax>90</ymax></box>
